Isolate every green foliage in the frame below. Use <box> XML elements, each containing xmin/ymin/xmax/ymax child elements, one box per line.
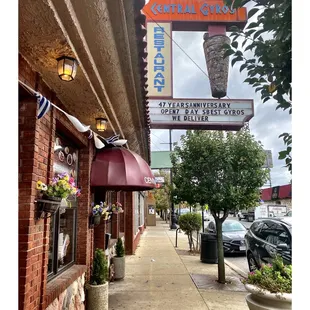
<box><xmin>178</xmin><ymin>212</ymin><xmax>202</xmax><ymax>252</ymax></box>
<box><xmin>243</xmin><ymin>255</ymin><xmax>292</xmax><ymax>294</ymax></box>
<box><xmin>115</xmin><ymin>238</ymin><xmax>125</xmax><ymax>257</ymax></box>
<box><xmin>90</xmin><ymin>248</ymin><xmax>108</xmax><ymax>285</ymax></box>
<box><xmin>171</xmin><ymin>130</ymin><xmax>268</xmax><ymax>217</ymax></box>
<box><xmin>223</xmin><ymin>0</ymin><xmax>292</xmax><ymax>173</ymax></box>
<box><xmin>153</xmin><ymin>171</ymin><xmax>170</xmax><ymax>212</ymax></box>
<box><xmin>171</xmin><ymin>130</ymin><xmax>268</xmax><ymax>282</ymax></box>
<box><xmin>178</xmin><ymin>212</ymin><xmax>202</xmax><ymax>235</ymax></box>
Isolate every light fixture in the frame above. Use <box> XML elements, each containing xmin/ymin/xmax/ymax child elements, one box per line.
<box><xmin>96</xmin><ymin>118</ymin><xmax>108</xmax><ymax>132</ymax></box>
<box><xmin>57</xmin><ymin>56</ymin><xmax>78</xmax><ymax>81</ymax></box>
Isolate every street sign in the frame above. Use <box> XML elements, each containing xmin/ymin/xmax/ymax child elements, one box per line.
<box><xmin>155</xmin><ymin>176</ymin><xmax>165</xmax><ymax>183</ymax></box>
<box><xmin>149</xmin><ymin>98</ymin><xmax>254</xmax><ymax>130</ymax></box>
<box><xmin>263</xmin><ymin>150</ymin><xmax>273</xmax><ymax>168</ymax></box>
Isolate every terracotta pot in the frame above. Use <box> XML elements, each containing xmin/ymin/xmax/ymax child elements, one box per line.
<box><xmin>86</xmin><ymin>282</ymin><xmax>108</xmax><ymax>310</ymax></box>
<box><xmin>245</xmin><ymin>284</ymin><xmax>292</xmax><ymax>310</ymax></box>
<box><xmin>111</xmin><ymin>256</ymin><xmax>125</xmax><ymax>280</ymax></box>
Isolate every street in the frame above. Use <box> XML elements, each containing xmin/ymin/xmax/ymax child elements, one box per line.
<box><xmin>224</xmin><ymin>216</ymin><xmax>252</xmax><ymax>276</ymax></box>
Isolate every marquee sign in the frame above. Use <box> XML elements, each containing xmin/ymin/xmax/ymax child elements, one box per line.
<box><xmin>143</xmin><ymin>0</ymin><xmax>247</xmax><ymax>31</ymax></box>
<box><xmin>149</xmin><ymin>98</ymin><xmax>254</xmax><ymax>130</ymax></box>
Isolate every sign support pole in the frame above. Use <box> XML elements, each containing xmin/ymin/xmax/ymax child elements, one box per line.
<box><xmin>169</xmin><ymin>129</ymin><xmax>177</xmax><ymax>229</ymax></box>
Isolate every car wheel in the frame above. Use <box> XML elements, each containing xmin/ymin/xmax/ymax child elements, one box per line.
<box><xmin>247</xmin><ymin>252</ymin><xmax>259</xmax><ymax>272</ymax></box>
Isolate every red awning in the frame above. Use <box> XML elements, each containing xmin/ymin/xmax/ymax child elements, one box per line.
<box><xmin>91</xmin><ymin>147</ymin><xmax>156</xmax><ymax>191</ymax></box>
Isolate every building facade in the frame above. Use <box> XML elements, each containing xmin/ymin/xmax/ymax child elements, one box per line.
<box><xmin>19</xmin><ymin>1</ymin><xmax>151</xmax><ymax>309</ymax></box>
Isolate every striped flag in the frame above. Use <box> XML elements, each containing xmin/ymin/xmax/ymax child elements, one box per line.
<box><xmin>35</xmin><ymin>92</ymin><xmax>51</xmax><ymax>119</ymax></box>
<box><xmin>105</xmin><ymin>134</ymin><xmax>119</xmax><ymax>144</ymax></box>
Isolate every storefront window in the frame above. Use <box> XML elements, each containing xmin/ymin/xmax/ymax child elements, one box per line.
<box><xmin>48</xmin><ymin>133</ymin><xmax>78</xmax><ymax>280</ymax></box>
<box><xmin>134</xmin><ymin>192</ymin><xmax>145</xmax><ymax>234</ymax></box>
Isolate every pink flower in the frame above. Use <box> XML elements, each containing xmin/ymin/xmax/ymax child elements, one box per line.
<box><xmin>69</xmin><ymin>177</ymin><xmax>75</xmax><ymax>184</ymax></box>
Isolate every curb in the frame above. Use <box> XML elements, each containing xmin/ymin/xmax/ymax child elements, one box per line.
<box><xmin>225</xmin><ymin>259</ymin><xmax>247</xmax><ymax>279</ymax></box>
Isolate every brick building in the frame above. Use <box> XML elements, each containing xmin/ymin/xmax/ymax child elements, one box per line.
<box><xmin>18</xmin><ymin>1</ymin><xmax>151</xmax><ymax>309</ymax></box>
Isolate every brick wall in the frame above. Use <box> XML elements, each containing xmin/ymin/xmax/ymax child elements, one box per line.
<box><xmin>124</xmin><ymin>192</ymin><xmax>134</xmax><ymax>255</ymax></box>
<box><xmin>19</xmin><ymin>54</ymin><xmax>94</xmax><ymax>310</ymax></box>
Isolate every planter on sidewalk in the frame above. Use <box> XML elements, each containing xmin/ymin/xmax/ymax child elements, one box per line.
<box><xmin>86</xmin><ymin>249</ymin><xmax>109</xmax><ymax>310</ymax></box>
<box><xmin>245</xmin><ymin>284</ymin><xmax>292</xmax><ymax>310</ymax></box>
<box><xmin>111</xmin><ymin>256</ymin><xmax>125</xmax><ymax>280</ymax></box>
<box><xmin>112</xmin><ymin>237</ymin><xmax>125</xmax><ymax>280</ymax></box>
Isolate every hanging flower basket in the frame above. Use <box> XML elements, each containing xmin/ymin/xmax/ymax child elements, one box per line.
<box><xmin>93</xmin><ymin>215</ymin><xmax>101</xmax><ymax>226</ymax></box>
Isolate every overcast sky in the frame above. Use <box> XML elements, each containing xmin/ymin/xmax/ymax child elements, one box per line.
<box><xmin>148</xmin><ymin>1</ymin><xmax>291</xmax><ymax>187</ymax></box>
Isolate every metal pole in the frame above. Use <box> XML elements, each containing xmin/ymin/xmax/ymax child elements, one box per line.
<box><xmin>201</xmin><ymin>208</ymin><xmax>204</xmax><ymax>232</ymax></box>
<box><xmin>169</xmin><ymin>129</ymin><xmax>177</xmax><ymax>229</ymax></box>
<box><xmin>269</xmin><ymin>169</ymin><xmax>272</xmax><ymax>188</ymax></box>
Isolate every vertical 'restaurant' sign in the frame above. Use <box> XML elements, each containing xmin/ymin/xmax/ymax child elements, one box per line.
<box><xmin>147</xmin><ymin>22</ymin><xmax>172</xmax><ymax>98</ymax></box>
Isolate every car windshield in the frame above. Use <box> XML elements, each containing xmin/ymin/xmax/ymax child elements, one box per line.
<box><xmin>222</xmin><ymin>221</ymin><xmax>246</xmax><ymax>232</ymax></box>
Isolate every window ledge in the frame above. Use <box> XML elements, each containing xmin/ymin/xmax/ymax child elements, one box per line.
<box><xmin>45</xmin><ymin>265</ymin><xmax>87</xmax><ymax>307</ymax></box>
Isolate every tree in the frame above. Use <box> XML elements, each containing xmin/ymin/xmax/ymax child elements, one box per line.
<box><xmin>153</xmin><ymin>170</ymin><xmax>170</xmax><ymax>222</ymax></box>
<box><xmin>171</xmin><ymin>130</ymin><xmax>268</xmax><ymax>283</ymax></box>
<box><xmin>178</xmin><ymin>213</ymin><xmax>202</xmax><ymax>252</ymax></box>
<box><xmin>223</xmin><ymin>0</ymin><xmax>292</xmax><ymax>173</ymax></box>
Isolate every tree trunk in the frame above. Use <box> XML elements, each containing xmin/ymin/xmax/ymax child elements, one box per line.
<box><xmin>196</xmin><ymin>231</ymin><xmax>200</xmax><ymax>252</ymax></box>
<box><xmin>215</xmin><ymin>217</ymin><xmax>226</xmax><ymax>283</ymax></box>
<box><xmin>160</xmin><ymin>210</ymin><xmax>163</xmax><ymax>218</ymax></box>
<box><xmin>187</xmin><ymin>234</ymin><xmax>192</xmax><ymax>251</ymax></box>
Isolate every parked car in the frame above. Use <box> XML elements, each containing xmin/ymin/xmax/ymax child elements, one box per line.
<box><xmin>284</xmin><ymin>210</ymin><xmax>292</xmax><ymax>217</ymax></box>
<box><xmin>205</xmin><ymin>220</ymin><xmax>247</xmax><ymax>254</ymax></box>
<box><xmin>244</xmin><ymin>217</ymin><xmax>292</xmax><ymax>271</ymax></box>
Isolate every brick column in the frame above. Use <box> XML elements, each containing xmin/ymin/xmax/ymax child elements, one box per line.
<box><xmin>111</xmin><ymin>213</ymin><xmax>119</xmax><ymax>239</ymax></box>
<box><xmin>124</xmin><ymin>192</ymin><xmax>134</xmax><ymax>255</ymax></box>
<box><xmin>94</xmin><ymin>219</ymin><xmax>107</xmax><ymax>250</ymax></box>
<box><xmin>111</xmin><ymin>191</ymin><xmax>117</xmax><ymax>203</ymax></box>
<box><xmin>119</xmin><ymin>212</ymin><xmax>125</xmax><ymax>233</ymax></box>
<box><xmin>19</xmin><ymin>84</ymin><xmax>55</xmax><ymax>310</ymax></box>
<box><xmin>119</xmin><ymin>192</ymin><xmax>125</xmax><ymax>233</ymax></box>
<box><xmin>76</xmin><ymin>142</ymin><xmax>94</xmax><ymax>281</ymax></box>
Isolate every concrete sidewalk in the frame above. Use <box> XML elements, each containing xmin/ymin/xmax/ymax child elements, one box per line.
<box><xmin>109</xmin><ymin>217</ymin><xmax>249</xmax><ymax>310</ymax></box>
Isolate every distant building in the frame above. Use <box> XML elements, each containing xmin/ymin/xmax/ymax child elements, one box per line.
<box><xmin>261</xmin><ymin>184</ymin><xmax>292</xmax><ymax>209</ymax></box>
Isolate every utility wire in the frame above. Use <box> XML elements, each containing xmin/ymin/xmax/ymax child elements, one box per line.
<box><xmin>144</xmin><ymin>11</ymin><xmax>231</xmax><ymax>99</ymax></box>
<box><xmin>150</xmin><ymin>140</ymin><xmax>162</xmax><ymax>151</ymax></box>
<box><xmin>151</xmin><ymin>132</ymin><xmax>169</xmax><ymax>145</ymax></box>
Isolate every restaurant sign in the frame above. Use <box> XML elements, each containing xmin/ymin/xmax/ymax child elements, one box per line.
<box><xmin>149</xmin><ymin>98</ymin><xmax>254</xmax><ymax>130</ymax></box>
<box><xmin>143</xmin><ymin>0</ymin><xmax>247</xmax><ymax>30</ymax></box>
<box><xmin>147</xmin><ymin>22</ymin><xmax>173</xmax><ymax>97</ymax></box>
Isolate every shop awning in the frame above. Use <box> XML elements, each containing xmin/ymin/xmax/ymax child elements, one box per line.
<box><xmin>91</xmin><ymin>147</ymin><xmax>156</xmax><ymax>191</ymax></box>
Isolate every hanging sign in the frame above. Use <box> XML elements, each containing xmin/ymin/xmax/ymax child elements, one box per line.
<box><xmin>143</xmin><ymin>0</ymin><xmax>247</xmax><ymax>31</ymax></box>
<box><xmin>147</xmin><ymin>22</ymin><xmax>173</xmax><ymax>98</ymax></box>
<box><xmin>149</xmin><ymin>98</ymin><xmax>254</xmax><ymax>130</ymax></box>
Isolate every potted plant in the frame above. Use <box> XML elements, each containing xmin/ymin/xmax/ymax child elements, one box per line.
<box><xmin>92</xmin><ymin>202</ymin><xmax>109</xmax><ymax>226</ymax></box>
<box><xmin>86</xmin><ymin>248</ymin><xmax>109</xmax><ymax>310</ymax></box>
<box><xmin>36</xmin><ymin>173</ymin><xmax>81</xmax><ymax>214</ymax></box>
<box><xmin>111</xmin><ymin>237</ymin><xmax>125</xmax><ymax>280</ymax></box>
<box><xmin>111</xmin><ymin>201</ymin><xmax>123</xmax><ymax>214</ymax></box>
<box><xmin>242</xmin><ymin>255</ymin><xmax>292</xmax><ymax>310</ymax></box>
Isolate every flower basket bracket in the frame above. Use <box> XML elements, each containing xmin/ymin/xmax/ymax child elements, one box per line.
<box><xmin>35</xmin><ymin>198</ymin><xmax>61</xmax><ymax>220</ymax></box>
